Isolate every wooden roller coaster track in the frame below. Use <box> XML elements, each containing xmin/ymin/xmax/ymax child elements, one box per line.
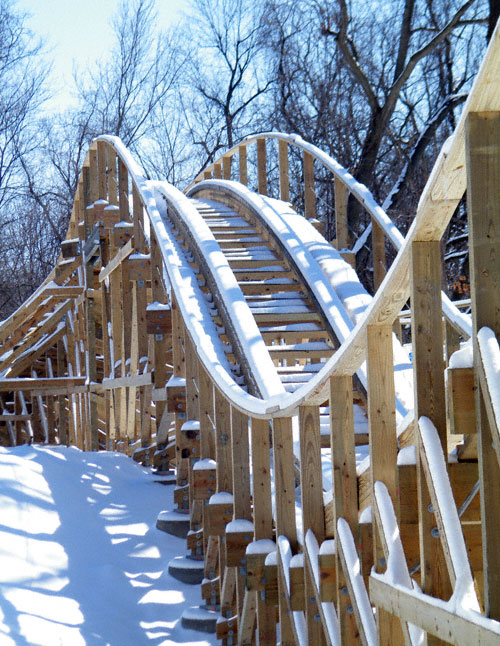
<box><xmin>2</xmin><ymin>20</ymin><xmax>500</xmax><ymax>646</ymax></box>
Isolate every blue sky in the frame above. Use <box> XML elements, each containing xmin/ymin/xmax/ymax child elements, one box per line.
<box><xmin>17</xmin><ymin>0</ymin><xmax>187</xmax><ymax>111</ymax></box>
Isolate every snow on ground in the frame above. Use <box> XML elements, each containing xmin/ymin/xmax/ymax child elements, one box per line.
<box><xmin>0</xmin><ymin>445</ymin><xmax>217</xmax><ymax>646</ymax></box>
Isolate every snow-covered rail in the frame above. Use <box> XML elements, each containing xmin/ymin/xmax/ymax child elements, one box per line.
<box><xmin>0</xmin><ymin>18</ymin><xmax>500</xmax><ymax>646</ymax></box>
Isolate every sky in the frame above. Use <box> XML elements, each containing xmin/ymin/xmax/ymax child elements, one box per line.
<box><xmin>17</xmin><ymin>0</ymin><xmax>188</xmax><ymax>112</ymax></box>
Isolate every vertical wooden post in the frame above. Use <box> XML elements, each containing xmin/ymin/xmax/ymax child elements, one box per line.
<box><xmin>231</xmin><ymin>408</ymin><xmax>251</xmax><ymax>520</ymax></box>
<box><xmin>231</xmin><ymin>407</ymin><xmax>251</xmax><ymax>615</ymax></box>
<box><xmin>57</xmin><ymin>338</ymin><xmax>68</xmax><ymax>445</ymax></box>
<box><xmin>279</xmin><ymin>140</ymin><xmax>289</xmax><ymax>202</ymax></box>
<box><xmin>97</xmin><ymin>140</ymin><xmax>107</xmax><ymax>200</ymax></box>
<box><xmin>239</xmin><ymin>145</ymin><xmax>248</xmax><ymax>185</ymax></box>
<box><xmin>335</xmin><ymin>178</ymin><xmax>349</xmax><ymax>250</ymax></box>
<box><xmin>273</xmin><ymin>416</ymin><xmax>297</xmax><ymax>646</ymax></box>
<box><xmin>372</xmin><ymin>218</ymin><xmax>386</xmax><ymax>290</ymax></box>
<box><xmin>299</xmin><ymin>405</ymin><xmax>326</xmax><ymax>645</ymax></box>
<box><xmin>214</xmin><ymin>388</ymin><xmax>233</xmax><ymax>580</ymax></box>
<box><xmin>150</xmin><ymin>230</ymin><xmax>168</xmax><ymax>449</ymax></box>
<box><xmin>198</xmin><ymin>363</ymin><xmax>215</xmax><ymax>460</ymax></box>
<box><xmin>251</xmin><ymin>417</ymin><xmax>276</xmax><ymax>645</ymax></box>
<box><xmin>223</xmin><ymin>155</ymin><xmax>232</xmax><ymax>180</ymax></box>
<box><xmin>257</xmin><ymin>139</ymin><xmax>267</xmax><ymax>196</ymax></box>
<box><xmin>214</xmin><ymin>162</ymin><xmax>222</xmax><ymax>179</ymax></box>
<box><xmin>303</xmin><ymin>151</ymin><xmax>316</xmax><ymax>220</ymax></box>
<box><xmin>329</xmin><ymin>375</ymin><xmax>360</xmax><ymax>643</ymax></box>
<box><xmin>107</xmin><ymin>144</ymin><xmax>118</xmax><ymax>205</ymax></box>
<box><xmin>367</xmin><ymin>324</ymin><xmax>403</xmax><ymax>643</ymax></box>
<box><xmin>89</xmin><ymin>146</ymin><xmax>98</xmax><ymax>206</ymax></box>
<box><xmin>466</xmin><ymin>110</ymin><xmax>500</xmax><ymax>620</ymax></box>
<box><xmin>411</xmin><ymin>240</ymin><xmax>452</xmax><ymax>644</ymax></box>
<box><xmin>118</xmin><ymin>159</ymin><xmax>129</xmax><ymax>222</ymax></box>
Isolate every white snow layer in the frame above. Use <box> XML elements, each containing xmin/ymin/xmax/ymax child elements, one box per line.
<box><xmin>0</xmin><ymin>445</ymin><xmax>216</xmax><ymax>646</ymax></box>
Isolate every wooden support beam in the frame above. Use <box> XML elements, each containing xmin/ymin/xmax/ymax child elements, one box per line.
<box><xmin>466</xmin><ymin>110</ymin><xmax>500</xmax><ymax>621</ymax></box>
<box><xmin>239</xmin><ymin>145</ymin><xmax>247</xmax><ymax>185</ymax></box>
<box><xmin>279</xmin><ymin>139</ymin><xmax>289</xmax><ymax>202</ymax></box>
<box><xmin>223</xmin><ymin>155</ymin><xmax>232</xmax><ymax>180</ymax></box>
<box><xmin>303</xmin><ymin>151</ymin><xmax>316</xmax><ymax>220</ymax></box>
<box><xmin>335</xmin><ymin>178</ymin><xmax>349</xmax><ymax>250</ymax></box>
<box><xmin>411</xmin><ymin>239</ymin><xmax>452</xmax><ymax>642</ymax></box>
<box><xmin>257</xmin><ymin>138</ymin><xmax>267</xmax><ymax>196</ymax></box>
<box><xmin>298</xmin><ymin>405</ymin><xmax>325</xmax><ymax>645</ymax></box>
<box><xmin>372</xmin><ymin>218</ymin><xmax>386</xmax><ymax>290</ymax></box>
<box><xmin>329</xmin><ymin>375</ymin><xmax>360</xmax><ymax>644</ymax></box>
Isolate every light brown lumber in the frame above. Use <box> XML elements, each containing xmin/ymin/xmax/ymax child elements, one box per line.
<box><xmin>272</xmin><ymin>417</ymin><xmax>297</xmax><ymax>549</ymax></box>
<box><xmin>251</xmin><ymin>417</ymin><xmax>276</xmax><ymax>645</ymax></box>
<box><xmin>97</xmin><ymin>140</ymin><xmax>107</xmax><ymax>200</ymax></box>
<box><xmin>329</xmin><ymin>375</ymin><xmax>360</xmax><ymax>644</ymax></box>
<box><xmin>239</xmin><ymin>145</ymin><xmax>247</xmax><ymax>185</ymax></box>
<box><xmin>257</xmin><ymin>138</ymin><xmax>267</xmax><ymax>196</ymax></box>
<box><xmin>372</xmin><ymin>218</ymin><xmax>386</xmax><ymax>290</ymax></box>
<box><xmin>231</xmin><ymin>407</ymin><xmax>251</xmax><ymax>521</ymax></box>
<box><xmin>198</xmin><ymin>362</ymin><xmax>215</xmax><ymax>460</ymax></box>
<box><xmin>334</xmin><ymin>178</ymin><xmax>349</xmax><ymax>250</ymax></box>
<box><xmin>223</xmin><ymin>155</ymin><xmax>232</xmax><ymax>180</ymax></box>
<box><xmin>299</xmin><ymin>405</ymin><xmax>325</xmax><ymax>542</ymax></box>
<box><xmin>118</xmin><ymin>158</ymin><xmax>129</xmax><ymax>222</ymax></box>
<box><xmin>98</xmin><ymin>238</ymin><xmax>133</xmax><ymax>282</ymax></box>
<box><xmin>411</xmin><ymin>240</ymin><xmax>452</xmax><ymax>644</ymax></box>
<box><xmin>107</xmin><ymin>144</ymin><xmax>118</xmax><ymax>205</ymax></box>
<box><xmin>466</xmin><ymin>110</ymin><xmax>500</xmax><ymax>621</ymax></box>
<box><xmin>251</xmin><ymin>417</ymin><xmax>273</xmax><ymax>540</ymax></box>
<box><xmin>0</xmin><ymin>377</ymin><xmax>87</xmax><ymax>392</ymax></box>
<box><xmin>214</xmin><ymin>388</ymin><xmax>233</xmax><ymax>494</ymax></box>
<box><xmin>0</xmin><ymin>301</ymin><xmax>74</xmax><ymax>373</ymax></box>
<box><xmin>279</xmin><ymin>139</ymin><xmax>289</xmax><ymax>202</ymax></box>
<box><xmin>370</xmin><ymin>576</ymin><xmax>500</xmax><ymax>646</ymax></box>
<box><xmin>366</xmin><ymin>323</ymin><xmax>403</xmax><ymax>644</ymax></box>
<box><xmin>303</xmin><ymin>151</ymin><xmax>316</xmax><ymax>220</ymax></box>
<box><xmin>238</xmin><ymin>589</ymin><xmax>257</xmax><ymax>646</ymax></box>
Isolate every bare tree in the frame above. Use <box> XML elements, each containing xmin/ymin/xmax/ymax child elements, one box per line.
<box><xmin>182</xmin><ymin>0</ymin><xmax>273</xmax><ymax>170</ymax></box>
<box><xmin>74</xmin><ymin>0</ymin><xmax>186</xmax><ymax>153</ymax></box>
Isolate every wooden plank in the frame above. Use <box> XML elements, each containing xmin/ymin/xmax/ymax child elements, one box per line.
<box><xmin>367</xmin><ymin>325</ymin><xmax>398</xmax><ymax>504</ymax></box>
<box><xmin>251</xmin><ymin>418</ymin><xmax>272</xmax><ymax>540</ymax></box>
<box><xmin>370</xmin><ymin>576</ymin><xmax>500</xmax><ymax>646</ymax></box>
<box><xmin>329</xmin><ymin>375</ymin><xmax>360</xmax><ymax>643</ymax></box>
<box><xmin>231</xmin><ymin>407</ymin><xmax>251</xmax><ymax>521</ymax></box>
<box><xmin>257</xmin><ymin>138</ymin><xmax>267</xmax><ymax>196</ymax></box>
<box><xmin>97</xmin><ymin>140</ymin><xmax>107</xmax><ymax>200</ymax></box>
<box><xmin>411</xmin><ymin>239</ymin><xmax>452</xmax><ymax>643</ymax></box>
<box><xmin>366</xmin><ymin>324</ymin><xmax>403</xmax><ymax>644</ymax></box>
<box><xmin>272</xmin><ymin>417</ymin><xmax>297</xmax><ymax>549</ymax></box>
<box><xmin>372</xmin><ymin>218</ymin><xmax>386</xmax><ymax>290</ymax></box>
<box><xmin>411</xmin><ymin>241</ymin><xmax>451</xmax><ymax>632</ymax></box>
<box><xmin>335</xmin><ymin>178</ymin><xmax>349</xmax><ymax>250</ymax></box>
<box><xmin>303</xmin><ymin>151</ymin><xmax>316</xmax><ymax>220</ymax></box>
<box><xmin>223</xmin><ymin>155</ymin><xmax>232</xmax><ymax>180</ymax></box>
<box><xmin>466</xmin><ymin>110</ymin><xmax>500</xmax><ymax>621</ymax></box>
<box><xmin>98</xmin><ymin>239</ymin><xmax>133</xmax><ymax>282</ymax></box>
<box><xmin>214</xmin><ymin>388</ymin><xmax>233</xmax><ymax>494</ymax></box>
<box><xmin>239</xmin><ymin>145</ymin><xmax>247</xmax><ymax>185</ymax></box>
<box><xmin>298</xmin><ymin>405</ymin><xmax>326</xmax><ymax>646</ymax></box>
<box><xmin>279</xmin><ymin>139</ymin><xmax>289</xmax><ymax>202</ymax></box>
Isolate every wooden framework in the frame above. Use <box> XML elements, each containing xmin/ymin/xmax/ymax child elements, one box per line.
<box><xmin>1</xmin><ymin>22</ymin><xmax>500</xmax><ymax>646</ymax></box>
